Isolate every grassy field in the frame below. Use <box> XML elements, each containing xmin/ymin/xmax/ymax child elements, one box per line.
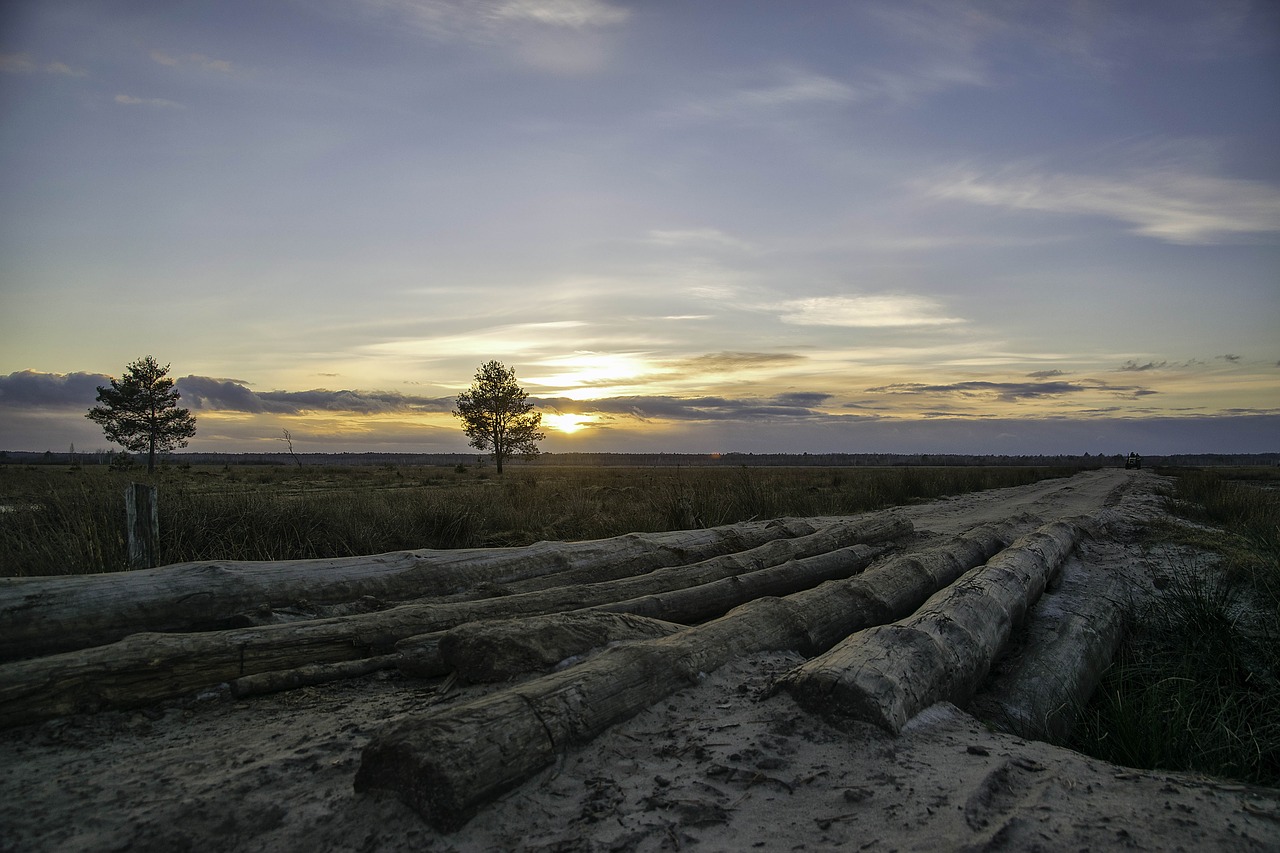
<box><xmin>0</xmin><ymin>461</ymin><xmax>1078</xmax><ymax>577</ymax></box>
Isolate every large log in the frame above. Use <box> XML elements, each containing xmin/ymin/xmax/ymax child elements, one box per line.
<box><xmin>591</xmin><ymin>543</ymin><xmax>894</xmax><ymax>626</ymax></box>
<box><xmin>777</xmin><ymin>518</ymin><xmax>1088</xmax><ymax>735</ymax></box>
<box><xmin>408</xmin><ymin>541</ymin><xmax>888</xmax><ymax>681</ymax></box>
<box><xmin>0</xmin><ymin>515</ymin><xmax>910</xmax><ymax>727</ymax></box>
<box><xmin>0</xmin><ymin>517</ymin><xmax>816</xmax><ymax>661</ymax></box>
<box><xmin>354</xmin><ymin>522</ymin><xmax>1013</xmax><ymax>830</ymax></box>
<box><xmin>228</xmin><ymin>654</ymin><xmax>400</xmax><ymax>699</ymax></box>
<box><xmin>967</xmin><ymin>558</ymin><xmax>1127</xmax><ymax>744</ymax></box>
<box><xmin>439</xmin><ymin>612</ymin><xmax>686</xmax><ymax>683</ymax></box>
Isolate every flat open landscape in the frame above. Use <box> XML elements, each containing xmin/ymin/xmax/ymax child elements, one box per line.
<box><xmin>1</xmin><ymin>467</ymin><xmax>1278</xmax><ymax>852</ymax></box>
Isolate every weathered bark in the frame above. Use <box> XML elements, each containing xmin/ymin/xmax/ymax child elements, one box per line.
<box><xmin>0</xmin><ymin>517</ymin><xmax>818</xmax><ymax>661</ymax></box>
<box><xmin>229</xmin><ymin>654</ymin><xmax>400</xmax><ymax>699</ymax></box>
<box><xmin>354</xmin><ymin>522</ymin><xmax>1011</xmax><ymax>831</ymax></box>
<box><xmin>968</xmin><ymin>562</ymin><xmax>1127</xmax><ymax>743</ymax></box>
<box><xmin>0</xmin><ymin>516</ymin><xmax>910</xmax><ymax>727</ymax></box>
<box><xmin>777</xmin><ymin>518</ymin><xmax>1088</xmax><ymax>735</ymax></box>
<box><xmin>592</xmin><ymin>543</ymin><xmax>891</xmax><ymax>626</ymax></box>
<box><xmin>395</xmin><ymin>633</ymin><xmax>449</xmax><ymax>679</ymax></box>
<box><xmin>439</xmin><ymin>612</ymin><xmax>686</xmax><ymax>683</ymax></box>
<box><xmin>394</xmin><ymin>537</ymin><xmax>895</xmax><ymax>681</ymax></box>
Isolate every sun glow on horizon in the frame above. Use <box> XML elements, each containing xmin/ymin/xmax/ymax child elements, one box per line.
<box><xmin>542</xmin><ymin>412</ymin><xmax>598</xmax><ymax>434</ymax></box>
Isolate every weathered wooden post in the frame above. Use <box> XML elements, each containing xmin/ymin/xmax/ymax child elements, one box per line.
<box><xmin>125</xmin><ymin>482</ymin><xmax>159</xmax><ymax>569</ymax></box>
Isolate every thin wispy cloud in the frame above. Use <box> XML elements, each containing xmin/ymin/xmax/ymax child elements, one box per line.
<box><xmin>150</xmin><ymin>50</ymin><xmax>238</xmax><ymax>74</ymax></box>
<box><xmin>778</xmin><ymin>295</ymin><xmax>965</xmax><ymax>328</ymax></box>
<box><xmin>645</xmin><ymin>228</ymin><xmax>753</xmax><ymax>252</ymax></box>
<box><xmin>367</xmin><ymin>320</ymin><xmax>592</xmax><ymax>363</ymax></box>
<box><xmin>114</xmin><ymin>94</ymin><xmax>185</xmax><ymax>109</ymax></box>
<box><xmin>542</xmin><ymin>392</ymin><xmax>840</xmax><ymax>423</ymax></box>
<box><xmin>667</xmin><ymin>67</ymin><xmax>858</xmax><ymax>122</ymax></box>
<box><xmin>343</xmin><ymin>0</ymin><xmax>628</xmax><ymax>72</ymax></box>
<box><xmin>0</xmin><ymin>53</ymin><xmax>86</xmax><ymax>76</ymax></box>
<box><xmin>928</xmin><ymin>165</ymin><xmax>1280</xmax><ymax>244</ymax></box>
<box><xmin>867</xmin><ymin>379</ymin><xmax>1155</xmax><ymax>403</ymax></box>
<box><xmin>676</xmin><ymin>352</ymin><xmax>806</xmax><ymax>374</ymax></box>
<box><xmin>491</xmin><ymin>0</ymin><xmax>629</xmax><ymax>28</ymax></box>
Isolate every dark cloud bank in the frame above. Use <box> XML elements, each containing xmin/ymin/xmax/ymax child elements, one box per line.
<box><xmin>0</xmin><ymin>372</ymin><xmax>455</xmax><ymax>416</ymax></box>
<box><xmin>2</xmin><ymin>371</ymin><xmax>1276</xmax><ymax>455</ymax></box>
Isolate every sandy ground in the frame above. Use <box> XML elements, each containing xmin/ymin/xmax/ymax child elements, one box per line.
<box><xmin>2</xmin><ymin>469</ymin><xmax>1278</xmax><ymax>852</ymax></box>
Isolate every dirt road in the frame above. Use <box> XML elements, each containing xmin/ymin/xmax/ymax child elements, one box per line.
<box><xmin>1</xmin><ymin>469</ymin><xmax>1277</xmax><ymax>852</ymax></box>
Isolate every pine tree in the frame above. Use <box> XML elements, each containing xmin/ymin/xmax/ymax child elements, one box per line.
<box><xmin>453</xmin><ymin>361</ymin><xmax>545</xmax><ymax>474</ymax></box>
<box><xmin>86</xmin><ymin>356</ymin><xmax>197</xmax><ymax>474</ymax></box>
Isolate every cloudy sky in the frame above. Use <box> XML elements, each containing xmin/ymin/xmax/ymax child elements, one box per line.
<box><xmin>2</xmin><ymin>0</ymin><xmax>1277</xmax><ymax>457</ymax></box>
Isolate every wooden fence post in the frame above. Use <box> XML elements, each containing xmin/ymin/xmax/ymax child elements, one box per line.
<box><xmin>125</xmin><ymin>483</ymin><xmax>159</xmax><ymax>569</ymax></box>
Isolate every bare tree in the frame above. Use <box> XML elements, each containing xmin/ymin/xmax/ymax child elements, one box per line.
<box><xmin>280</xmin><ymin>428</ymin><xmax>302</xmax><ymax>468</ymax></box>
<box><xmin>452</xmin><ymin>361</ymin><xmax>545</xmax><ymax>474</ymax></box>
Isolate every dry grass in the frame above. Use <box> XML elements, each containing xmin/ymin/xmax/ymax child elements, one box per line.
<box><xmin>0</xmin><ymin>460</ymin><xmax>1075</xmax><ymax>577</ymax></box>
<box><xmin>1070</xmin><ymin>468</ymin><xmax>1280</xmax><ymax>786</ymax></box>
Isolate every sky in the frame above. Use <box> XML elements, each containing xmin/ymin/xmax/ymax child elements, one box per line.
<box><xmin>1</xmin><ymin>0</ymin><xmax>1278</xmax><ymax>458</ymax></box>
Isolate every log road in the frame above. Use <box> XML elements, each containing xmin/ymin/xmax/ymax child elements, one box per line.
<box><xmin>2</xmin><ymin>468</ymin><xmax>1150</xmax><ymax>833</ymax></box>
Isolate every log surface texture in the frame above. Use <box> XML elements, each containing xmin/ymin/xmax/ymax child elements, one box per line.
<box><xmin>0</xmin><ymin>514</ymin><xmax>909</xmax><ymax>727</ymax></box>
<box><xmin>354</xmin><ymin>522</ymin><xmax>1015</xmax><ymax>830</ymax></box>
<box><xmin>776</xmin><ymin>516</ymin><xmax>1095</xmax><ymax>734</ymax></box>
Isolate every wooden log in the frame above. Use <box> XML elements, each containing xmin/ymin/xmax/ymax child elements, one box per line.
<box><xmin>439</xmin><ymin>612</ymin><xmax>686</xmax><ymax>683</ymax></box>
<box><xmin>229</xmin><ymin>654</ymin><xmax>400</xmax><ymax>699</ymax></box>
<box><xmin>0</xmin><ymin>517</ymin><xmax>817</xmax><ymax>661</ymax></box>
<box><xmin>353</xmin><ymin>522</ymin><xmax>1011</xmax><ymax>830</ymax></box>
<box><xmin>396</xmin><ymin>539</ymin><xmax>893</xmax><ymax>681</ymax></box>
<box><xmin>968</xmin><ymin>562</ymin><xmax>1127</xmax><ymax>744</ymax></box>
<box><xmin>777</xmin><ymin>518</ymin><xmax>1087</xmax><ymax>735</ymax></box>
<box><xmin>591</xmin><ymin>544</ymin><xmax>891</xmax><ymax>626</ymax></box>
<box><xmin>0</xmin><ymin>515</ymin><xmax>911</xmax><ymax>727</ymax></box>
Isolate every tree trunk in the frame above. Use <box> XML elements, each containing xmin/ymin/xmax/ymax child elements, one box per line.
<box><xmin>967</xmin><ymin>559</ymin><xmax>1126</xmax><ymax>744</ymax></box>
<box><xmin>0</xmin><ymin>516</ymin><xmax>910</xmax><ymax>727</ymax></box>
<box><xmin>399</xmin><ymin>541</ymin><xmax>887</xmax><ymax>682</ymax></box>
<box><xmin>0</xmin><ymin>516</ymin><xmax>832</xmax><ymax>661</ymax></box>
<box><xmin>591</xmin><ymin>543</ymin><xmax>889</xmax><ymax>626</ymax></box>
<box><xmin>438</xmin><ymin>612</ymin><xmax>686</xmax><ymax>683</ymax></box>
<box><xmin>229</xmin><ymin>654</ymin><xmax>400</xmax><ymax>699</ymax></box>
<box><xmin>776</xmin><ymin>518</ymin><xmax>1089</xmax><ymax>735</ymax></box>
<box><xmin>353</xmin><ymin>522</ymin><xmax>1012</xmax><ymax>831</ymax></box>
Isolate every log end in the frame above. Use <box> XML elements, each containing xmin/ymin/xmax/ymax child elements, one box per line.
<box><xmin>355</xmin><ymin>723</ymin><xmax>471</xmax><ymax>831</ymax></box>
<box><xmin>778</xmin><ymin>625</ymin><xmax>951</xmax><ymax>736</ymax></box>
<box><xmin>355</xmin><ymin>691</ymin><xmax>560</xmax><ymax>832</ymax></box>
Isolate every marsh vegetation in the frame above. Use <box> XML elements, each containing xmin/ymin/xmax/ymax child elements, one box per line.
<box><xmin>1070</xmin><ymin>468</ymin><xmax>1280</xmax><ymax>786</ymax></box>
<box><xmin>0</xmin><ymin>461</ymin><xmax>1075</xmax><ymax>577</ymax></box>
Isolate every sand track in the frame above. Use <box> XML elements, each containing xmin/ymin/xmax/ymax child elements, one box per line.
<box><xmin>2</xmin><ymin>469</ymin><xmax>1277</xmax><ymax>852</ymax></box>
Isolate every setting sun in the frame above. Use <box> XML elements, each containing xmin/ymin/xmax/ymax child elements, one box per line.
<box><xmin>543</xmin><ymin>413</ymin><xmax>597</xmax><ymax>435</ymax></box>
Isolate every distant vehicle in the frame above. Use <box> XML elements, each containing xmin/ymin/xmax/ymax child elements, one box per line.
<box><xmin>1124</xmin><ymin>452</ymin><xmax>1142</xmax><ymax>470</ymax></box>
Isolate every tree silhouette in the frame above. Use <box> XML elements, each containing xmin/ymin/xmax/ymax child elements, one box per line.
<box><xmin>86</xmin><ymin>355</ymin><xmax>197</xmax><ymax>474</ymax></box>
<box><xmin>453</xmin><ymin>361</ymin><xmax>545</xmax><ymax>474</ymax></box>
